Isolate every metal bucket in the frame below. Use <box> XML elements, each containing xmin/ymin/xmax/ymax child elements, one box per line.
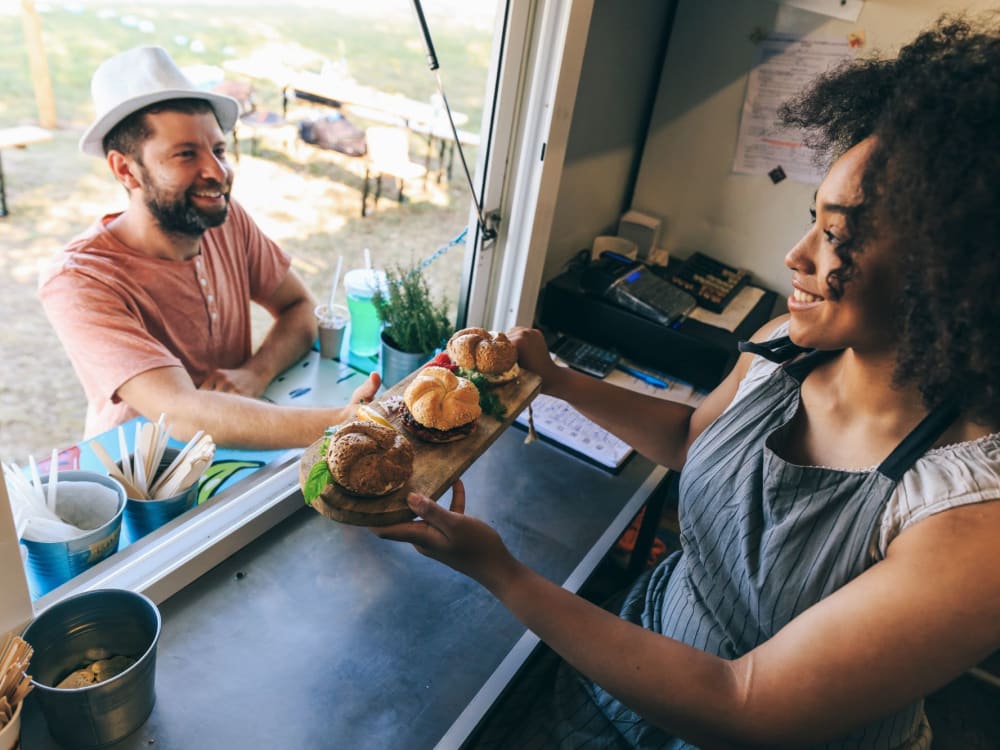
<box><xmin>120</xmin><ymin>448</ymin><xmax>200</xmax><ymax>543</ymax></box>
<box><xmin>20</xmin><ymin>472</ymin><xmax>126</xmax><ymax>598</ymax></box>
<box><xmin>22</xmin><ymin>589</ymin><xmax>161</xmax><ymax>749</ymax></box>
<box><xmin>380</xmin><ymin>333</ymin><xmax>433</xmax><ymax>388</ymax></box>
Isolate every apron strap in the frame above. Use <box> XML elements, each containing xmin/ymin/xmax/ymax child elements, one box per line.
<box><xmin>739</xmin><ymin>335</ymin><xmax>840</xmax><ymax>383</ymax></box>
<box><xmin>738</xmin><ymin>335</ymin><xmax>811</xmax><ymax>363</ymax></box>
<box><xmin>878</xmin><ymin>400</ymin><xmax>961</xmax><ymax>481</ymax></box>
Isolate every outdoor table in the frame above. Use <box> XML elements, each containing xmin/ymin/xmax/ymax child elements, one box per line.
<box><xmin>0</xmin><ymin>125</ymin><xmax>52</xmax><ymax>217</ymax></box>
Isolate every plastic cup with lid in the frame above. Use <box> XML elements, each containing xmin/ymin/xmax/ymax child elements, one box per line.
<box><xmin>343</xmin><ymin>268</ymin><xmax>387</xmax><ymax>358</ymax></box>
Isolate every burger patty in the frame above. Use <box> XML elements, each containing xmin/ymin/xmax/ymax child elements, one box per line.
<box><xmin>400</xmin><ymin>405</ymin><xmax>477</xmax><ymax>443</ymax></box>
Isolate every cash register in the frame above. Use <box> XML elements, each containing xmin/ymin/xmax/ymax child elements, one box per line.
<box><xmin>538</xmin><ymin>254</ymin><xmax>778</xmax><ymax>391</ymax></box>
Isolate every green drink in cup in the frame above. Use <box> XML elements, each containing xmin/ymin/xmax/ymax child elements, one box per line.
<box><xmin>344</xmin><ymin>268</ymin><xmax>387</xmax><ymax>357</ymax></box>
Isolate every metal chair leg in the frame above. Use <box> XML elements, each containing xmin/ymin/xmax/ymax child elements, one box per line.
<box><xmin>362</xmin><ymin>165</ymin><xmax>370</xmax><ymax>217</ymax></box>
<box><xmin>0</xmin><ymin>152</ymin><xmax>7</xmax><ymax>217</ymax></box>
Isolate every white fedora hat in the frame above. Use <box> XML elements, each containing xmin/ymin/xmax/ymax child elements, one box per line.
<box><xmin>79</xmin><ymin>46</ymin><xmax>240</xmax><ymax>158</ymax></box>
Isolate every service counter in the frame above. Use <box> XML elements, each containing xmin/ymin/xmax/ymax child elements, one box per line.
<box><xmin>20</xmin><ymin>354</ymin><xmax>669</xmax><ymax>749</ymax></box>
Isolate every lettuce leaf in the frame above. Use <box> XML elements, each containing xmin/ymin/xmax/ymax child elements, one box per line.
<box><xmin>457</xmin><ymin>368</ymin><xmax>506</xmax><ymax>419</ymax></box>
<box><xmin>304</xmin><ymin>430</ymin><xmax>335</xmax><ymax>504</ymax></box>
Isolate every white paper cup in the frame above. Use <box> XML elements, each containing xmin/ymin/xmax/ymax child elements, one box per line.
<box><xmin>20</xmin><ymin>472</ymin><xmax>126</xmax><ymax>599</ymax></box>
<box><xmin>315</xmin><ymin>303</ymin><xmax>348</xmax><ymax>359</ymax></box>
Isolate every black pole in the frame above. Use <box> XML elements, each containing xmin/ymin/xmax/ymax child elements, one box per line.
<box><xmin>409</xmin><ymin>0</ymin><xmax>494</xmax><ymax>240</ymax></box>
<box><xmin>410</xmin><ymin>0</ymin><xmax>439</xmax><ymax>71</ymax></box>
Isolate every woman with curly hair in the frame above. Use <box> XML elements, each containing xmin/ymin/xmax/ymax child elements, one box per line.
<box><xmin>374</xmin><ymin>14</ymin><xmax>1000</xmax><ymax>749</ymax></box>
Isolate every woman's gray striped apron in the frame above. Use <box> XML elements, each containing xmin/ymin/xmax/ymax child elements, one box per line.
<box><xmin>471</xmin><ymin>340</ymin><xmax>956</xmax><ymax>749</ymax></box>
<box><xmin>573</xmin><ymin>340</ymin><xmax>958</xmax><ymax>749</ymax></box>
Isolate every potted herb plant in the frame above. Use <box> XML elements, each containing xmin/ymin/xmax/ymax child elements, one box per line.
<box><xmin>372</xmin><ymin>261</ymin><xmax>453</xmax><ymax>386</ymax></box>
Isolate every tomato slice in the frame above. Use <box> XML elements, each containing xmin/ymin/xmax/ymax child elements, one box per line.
<box><xmin>426</xmin><ymin>352</ymin><xmax>456</xmax><ymax>371</ymax></box>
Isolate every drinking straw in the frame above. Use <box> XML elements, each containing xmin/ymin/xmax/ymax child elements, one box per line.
<box><xmin>329</xmin><ymin>255</ymin><xmax>343</xmax><ymax>311</ymax></box>
<box><xmin>27</xmin><ymin>455</ymin><xmax>45</xmax><ymax>507</ymax></box>
<box><xmin>46</xmin><ymin>448</ymin><xmax>58</xmax><ymax>511</ymax></box>
<box><xmin>364</xmin><ymin>247</ymin><xmax>372</xmax><ymax>271</ymax></box>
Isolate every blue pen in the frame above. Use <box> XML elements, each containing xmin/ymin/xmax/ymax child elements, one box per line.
<box><xmin>616</xmin><ymin>364</ymin><xmax>668</xmax><ymax>389</ymax></box>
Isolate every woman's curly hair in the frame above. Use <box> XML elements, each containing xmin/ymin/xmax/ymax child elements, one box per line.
<box><xmin>779</xmin><ymin>13</ymin><xmax>1000</xmax><ymax>426</ymax></box>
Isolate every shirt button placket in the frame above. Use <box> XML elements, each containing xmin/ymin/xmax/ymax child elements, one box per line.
<box><xmin>196</xmin><ymin>257</ymin><xmax>217</xmax><ymax>333</ymax></box>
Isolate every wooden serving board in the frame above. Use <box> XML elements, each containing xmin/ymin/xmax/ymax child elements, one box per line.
<box><xmin>298</xmin><ymin>368</ymin><xmax>542</xmax><ymax>526</ymax></box>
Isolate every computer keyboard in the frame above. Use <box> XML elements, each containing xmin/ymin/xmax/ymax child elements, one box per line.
<box><xmin>516</xmin><ymin>394</ymin><xmax>633</xmax><ymax>470</ymax></box>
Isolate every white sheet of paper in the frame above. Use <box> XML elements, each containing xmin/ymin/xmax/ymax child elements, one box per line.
<box><xmin>732</xmin><ymin>35</ymin><xmax>853</xmax><ymax>185</ymax></box>
<box><xmin>688</xmin><ymin>286</ymin><xmax>766</xmax><ymax>333</ymax></box>
<box><xmin>777</xmin><ymin>0</ymin><xmax>864</xmax><ymax>23</ymax></box>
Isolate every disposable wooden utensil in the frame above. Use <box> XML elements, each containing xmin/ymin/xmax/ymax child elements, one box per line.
<box><xmin>89</xmin><ymin>441</ymin><xmax>146</xmax><ymax>499</ymax></box>
<box><xmin>155</xmin><ymin>455</ymin><xmax>207</xmax><ymax>500</ymax></box>
<box><xmin>153</xmin><ymin>447</ymin><xmax>212</xmax><ymax>500</ymax></box>
<box><xmin>132</xmin><ymin>423</ymin><xmax>148</xmax><ymax>496</ymax></box>
<box><xmin>117</xmin><ymin>426</ymin><xmax>133</xmax><ymax>487</ymax></box>
<box><xmin>0</xmin><ymin>633</ymin><xmax>33</xmax><ymax>729</ymax></box>
<box><xmin>153</xmin><ymin>421</ymin><xmax>171</xmax><ymax>477</ymax></box>
<box><xmin>148</xmin><ymin>430</ymin><xmax>206</xmax><ymax>498</ymax></box>
<box><xmin>143</xmin><ymin>421</ymin><xmax>159</xmax><ymax>482</ymax></box>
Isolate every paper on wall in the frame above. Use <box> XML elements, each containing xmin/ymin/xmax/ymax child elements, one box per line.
<box><xmin>732</xmin><ymin>34</ymin><xmax>854</xmax><ymax>185</ymax></box>
<box><xmin>775</xmin><ymin>0</ymin><xmax>864</xmax><ymax>23</ymax></box>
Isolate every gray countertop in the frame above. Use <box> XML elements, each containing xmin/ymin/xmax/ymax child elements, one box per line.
<box><xmin>22</xmin><ymin>427</ymin><xmax>667</xmax><ymax>750</ymax></box>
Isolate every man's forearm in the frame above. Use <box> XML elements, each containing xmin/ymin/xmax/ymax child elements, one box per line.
<box><xmin>165</xmin><ymin>390</ymin><xmax>352</xmax><ymax>449</ymax></box>
<box><xmin>245</xmin><ymin>298</ymin><xmax>317</xmax><ymax>387</ymax></box>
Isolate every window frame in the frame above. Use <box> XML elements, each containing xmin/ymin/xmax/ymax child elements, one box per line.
<box><xmin>0</xmin><ymin>0</ymin><xmax>593</xmax><ymax>627</ymax></box>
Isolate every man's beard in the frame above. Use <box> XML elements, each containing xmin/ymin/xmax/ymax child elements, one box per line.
<box><xmin>141</xmin><ymin>173</ymin><xmax>231</xmax><ymax>237</ymax></box>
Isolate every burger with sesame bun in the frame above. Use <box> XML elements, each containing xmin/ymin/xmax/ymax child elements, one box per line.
<box><xmin>445</xmin><ymin>328</ymin><xmax>520</xmax><ymax>386</ymax></box>
<box><xmin>400</xmin><ymin>366</ymin><xmax>482</xmax><ymax>443</ymax></box>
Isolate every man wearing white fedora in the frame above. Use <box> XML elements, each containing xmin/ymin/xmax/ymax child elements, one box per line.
<box><xmin>39</xmin><ymin>46</ymin><xmax>378</xmax><ymax>449</ymax></box>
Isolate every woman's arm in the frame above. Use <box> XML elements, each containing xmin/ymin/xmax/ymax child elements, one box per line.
<box><xmin>376</xmin><ymin>487</ymin><xmax>1000</xmax><ymax>749</ymax></box>
<box><xmin>508</xmin><ymin>317</ymin><xmax>788</xmax><ymax>471</ymax></box>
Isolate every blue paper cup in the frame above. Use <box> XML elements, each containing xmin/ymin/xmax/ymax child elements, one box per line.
<box><xmin>22</xmin><ymin>588</ymin><xmax>161</xmax><ymax>749</ymax></box>
<box><xmin>20</xmin><ymin>471</ymin><xmax>126</xmax><ymax>598</ymax></box>
<box><xmin>120</xmin><ymin>447</ymin><xmax>201</xmax><ymax>543</ymax></box>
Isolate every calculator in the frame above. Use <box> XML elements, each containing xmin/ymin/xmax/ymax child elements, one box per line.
<box><xmin>551</xmin><ymin>335</ymin><xmax>619</xmax><ymax>378</ymax></box>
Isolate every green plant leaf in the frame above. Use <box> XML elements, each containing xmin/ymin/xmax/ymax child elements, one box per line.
<box><xmin>304</xmin><ymin>459</ymin><xmax>332</xmax><ymax>505</ymax></box>
<box><xmin>304</xmin><ymin>433</ymin><xmax>335</xmax><ymax>504</ymax></box>
<box><xmin>372</xmin><ymin>261</ymin><xmax>453</xmax><ymax>353</ymax></box>
<box><xmin>458</xmin><ymin>368</ymin><xmax>506</xmax><ymax>419</ymax></box>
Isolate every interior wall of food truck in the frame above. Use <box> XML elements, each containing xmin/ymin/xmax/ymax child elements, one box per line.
<box><xmin>518</xmin><ymin>0</ymin><xmax>995</xmax><ymax>328</ymax></box>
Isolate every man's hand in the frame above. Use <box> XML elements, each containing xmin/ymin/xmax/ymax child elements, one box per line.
<box><xmin>349</xmin><ymin>372</ymin><xmax>381</xmax><ymax>408</ymax></box>
<box><xmin>199</xmin><ymin>366</ymin><xmax>269</xmax><ymax>397</ymax></box>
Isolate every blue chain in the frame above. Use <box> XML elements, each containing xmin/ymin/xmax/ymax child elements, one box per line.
<box><xmin>412</xmin><ymin>227</ymin><xmax>468</xmax><ymax>276</ymax></box>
